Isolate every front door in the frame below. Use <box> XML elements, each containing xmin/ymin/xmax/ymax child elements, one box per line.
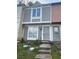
<box><xmin>42</xmin><ymin>26</ymin><xmax>50</xmax><ymax>40</ymax></box>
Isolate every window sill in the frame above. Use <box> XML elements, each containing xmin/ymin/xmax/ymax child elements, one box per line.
<box><xmin>22</xmin><ymin>21</ymin><xmax>52</xmax><ymax>24</ymax></box>
<box><xmin>27</xmin><ymin>38</ymin><xmax>38</xmax><ymax>40</ymax></box>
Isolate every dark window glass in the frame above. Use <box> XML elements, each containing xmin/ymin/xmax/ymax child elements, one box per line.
<box><xmin>37</xmin><ymin>8</ymin><xmax>40</xmax><ymax>17</ymax></box>
<box><xmin>32</xmin><ymin>9</ymin><xmax>36</xmax><ymax>17</ymax></box>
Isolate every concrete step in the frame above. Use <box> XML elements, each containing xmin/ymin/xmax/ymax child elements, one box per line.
<box><xmin>42</xmin><ymin>40</ymin><xmax>51</xmax><ymax>44</ymax></box>
<box><xmin>39</xmin><ymin>44</ymin><xmax>51</xmax><ymax>49</ymax></box>
<box><xmin>39</xmin><ymin>48</ymin><xmax>50</xmax><ymax>50</ymax></box>
<box><xmin>38</xmin><ymin>49</ymin><xmax>51</xmax><ymax>54</ymax></box>
<box><xmin>35</xmin><ymin>54</ymin><xmax>52</xmax><ymax>59</ymax></box>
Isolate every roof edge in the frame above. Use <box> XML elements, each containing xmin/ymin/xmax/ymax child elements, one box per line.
<box><xmin>51</xmin><ymin>2</ymin><xmax>61</xmax><ymax>5</ymax></box>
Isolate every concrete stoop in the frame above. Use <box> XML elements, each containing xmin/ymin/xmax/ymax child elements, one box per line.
<box><xmin>41</xmin><ymin>40</ymin><xmax>51</xmax><ymax>44</ymax></box>
<box><xmin>35</xmin><ymin>54</ymin><xmax>52</xmax><ymax>59</ymax></box>
<box><xmin>35</xmin><ymin>43</ymin><xmax>52</xmax><ymax>59</ymax></box>
<box><xmin>39</xmin><ymin>44</ymin><xmax>51</xmax><ymax>49</ymax></box>
<box><xmin>38</xmin><ymin>49</ymin><xmax>51</xmax><ymax>54</ymax></box>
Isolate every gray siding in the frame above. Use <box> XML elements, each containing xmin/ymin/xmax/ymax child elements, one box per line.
<box><xmin>23</xmin><ymin>25</ymin><xmax>28</xmax><ymax>41</ymax></box>
<box><xmin>42</xmin><ymin>7</ymin><xmax>50</xmax><ymax>21</ymax></box>
<box><xmin>53</xmin><ymin>26</ymin><xmax>61</xmax><ymax>41</ymax></box>
<box><xmin>23</xmin><ymin>8</ymin><xmax>31</xmax><ymax>22</ymax></box>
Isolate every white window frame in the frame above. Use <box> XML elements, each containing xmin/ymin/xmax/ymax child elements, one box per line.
<box><xmin>31</xmin><ymin>7</ymin><xmax>42</xmax><ymax>22</ymax></box>
<box><xmin>27</xmin><ymin>26</ymin><xmax>38</xmax><ymax>40</ymax></box>
<box><xmin>53</xmin><ymin>26</ymin><xmax>59</xmax><ymax>33</ymax></box>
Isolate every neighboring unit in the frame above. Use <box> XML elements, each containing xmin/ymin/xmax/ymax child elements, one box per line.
<box><xmin>17</xmin><ymin>1</ymin><xmax>25</xmax><ymax>40</ymax></box>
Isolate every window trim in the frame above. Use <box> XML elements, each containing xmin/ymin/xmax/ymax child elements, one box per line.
<box><xmin>31</xmin><ymin>7</ymin><xmax>42</xmax><ymax>22</ymax></box>
<box><xmin>27</xmin><ymin>26</ymin><xmax>38</xmax><ymax>40</ymax></box>
<box><xmin>37</xmin><ymin>8</ymin><xmax>40</xmax><ymax>16</ymax></box>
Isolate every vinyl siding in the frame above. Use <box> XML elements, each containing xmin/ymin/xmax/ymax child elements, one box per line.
<box><xmin>42</xmin><ymin>6</ymin><xmax>50</xmax><ymax>21</ymax></box>
<box><xmin>23</xmin><ymin>8</ymin><xmax>31</xmax><ymax>22</ymax></box>
<box><xmin>23</xmin><ymin>25</ymin><xmax>28</xmax><ymax>41</ymax></box>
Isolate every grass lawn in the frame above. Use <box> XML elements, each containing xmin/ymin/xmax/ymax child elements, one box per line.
<box><xmin>51</xmin><ymin>44</ymin><xmax>61</xmax><ymax>59</ymax></box>
<box><xmin>17</xmin><ymin>42</ymin><xmax>39</xmax><ymax>59</ymax></box>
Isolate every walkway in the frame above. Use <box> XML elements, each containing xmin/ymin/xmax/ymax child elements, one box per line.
<box><xmin>35</xmin><ymin>41</ymin><xmax>52</xmax><ymax>59</ymax></box>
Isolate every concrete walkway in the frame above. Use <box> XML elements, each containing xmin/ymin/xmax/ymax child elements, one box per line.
<box><xmin>35</xmin><ymin>54</ymin><xmax>52</xmax><ymax>59</ymax></box>
<box><xmin>35</xmin><ymin>41</ymin><xmax>52</xmax><ymax>59</ymax></box>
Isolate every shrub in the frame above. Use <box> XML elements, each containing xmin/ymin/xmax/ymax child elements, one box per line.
<box><xmin>26</xmin><ymin>40</ymin><xmax>41</xmax><ymax>46</ymax></box>
<box><xmin>20</xmin><ymin>38</ymin><xmax>25</xmax><ymax>43</ymax></box>
<box><xmin>32</xmin><ymin>40</ymin><xmax>41</xmax><ymax>45</ymax></box>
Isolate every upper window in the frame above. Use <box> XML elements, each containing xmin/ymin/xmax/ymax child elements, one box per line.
<box><xmin>37</xmin><ymin>8</ymin><xmax>40</xmax><ymax>16</ymax></box>
<box><xmin>32</xmin><ymin>8</ymin><xmax>40</xmax><ymax>17</ymax></box>
<box><xmin>32</xmin><ymin>9</ymin><xmax>36</xmax><ymax>17</ymax></box>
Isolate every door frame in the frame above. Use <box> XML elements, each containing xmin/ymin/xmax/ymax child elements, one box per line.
<box><xmin>41</xmin><ymin>25</ymin><xmax>53</xmax><ymax>41</ymax></box>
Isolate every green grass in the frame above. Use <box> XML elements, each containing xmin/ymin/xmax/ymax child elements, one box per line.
<box><xmin>51</xmin><ymin>44</ymin><xmax>61</xmax><ymax>59</ymax></box>
<box><xmin>17</xmin><ymin>42</ymin><xmax>39</xmax><ymax>59</ymax></box>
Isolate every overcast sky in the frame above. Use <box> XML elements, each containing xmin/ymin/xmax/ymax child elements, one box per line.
<box><xmin>26</xmin><ymin>0</ymin><xmax>60</xmax><ymax>4</ymax></box>
<box><xmin>17</xmin><ymin>0</ymin><xmax>61</xmax><ymax>4</ymax></box>
<box><xmin>29</xmin><ymin>0</ymin><xmax>60</xmax><ymax>3</ymax></box>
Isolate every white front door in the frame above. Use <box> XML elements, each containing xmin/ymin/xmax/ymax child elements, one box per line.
<box><xmin>42</xmin><ymin>26</ymin><xmax>50</xmax><ymax>40</ymax></box>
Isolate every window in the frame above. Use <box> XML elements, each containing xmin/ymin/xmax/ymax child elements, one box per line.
<box><xmin>37</xmin><ymin>8</ymin><xmax>40</xmax><ymax>16</ymax></box>
<box><xmin>28</xmin><ymin>27</ymin><xmax>38</xmax><ymax>39</ymax></box>
<box><xmin>54</xmin><ymin>26</ymin><xmax>59</xmax><ymax>33</ymax></box>
<box><xmin>32</xmin><ymin>8</ymin><xmax>41</xmax><ymax>17</ymax></box>
<box><xmin>32</xmin><ymin>9</ymin><xmax>36</xmax><ymax>17</ymax></box>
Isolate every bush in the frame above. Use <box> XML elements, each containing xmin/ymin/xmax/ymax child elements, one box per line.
<box><xmin>20</xmin><ymin>38</ymin><xmax>25</xmax><ymax>43</ymax></box>
<box><xmin>32</xmin><ymin>40</ymin><xmax>41</xmax><ymax>45</ymax></box>
<box><xmin>26</xmin><ymin>40</ymin><xmax>41</xmax><ymax>46</ymax></box>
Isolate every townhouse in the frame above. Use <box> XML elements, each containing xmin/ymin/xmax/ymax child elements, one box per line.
<box><xmin>19</xmin><ymin>1</ymin><xmax>61</xmax><ymax>41</ymax></box>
